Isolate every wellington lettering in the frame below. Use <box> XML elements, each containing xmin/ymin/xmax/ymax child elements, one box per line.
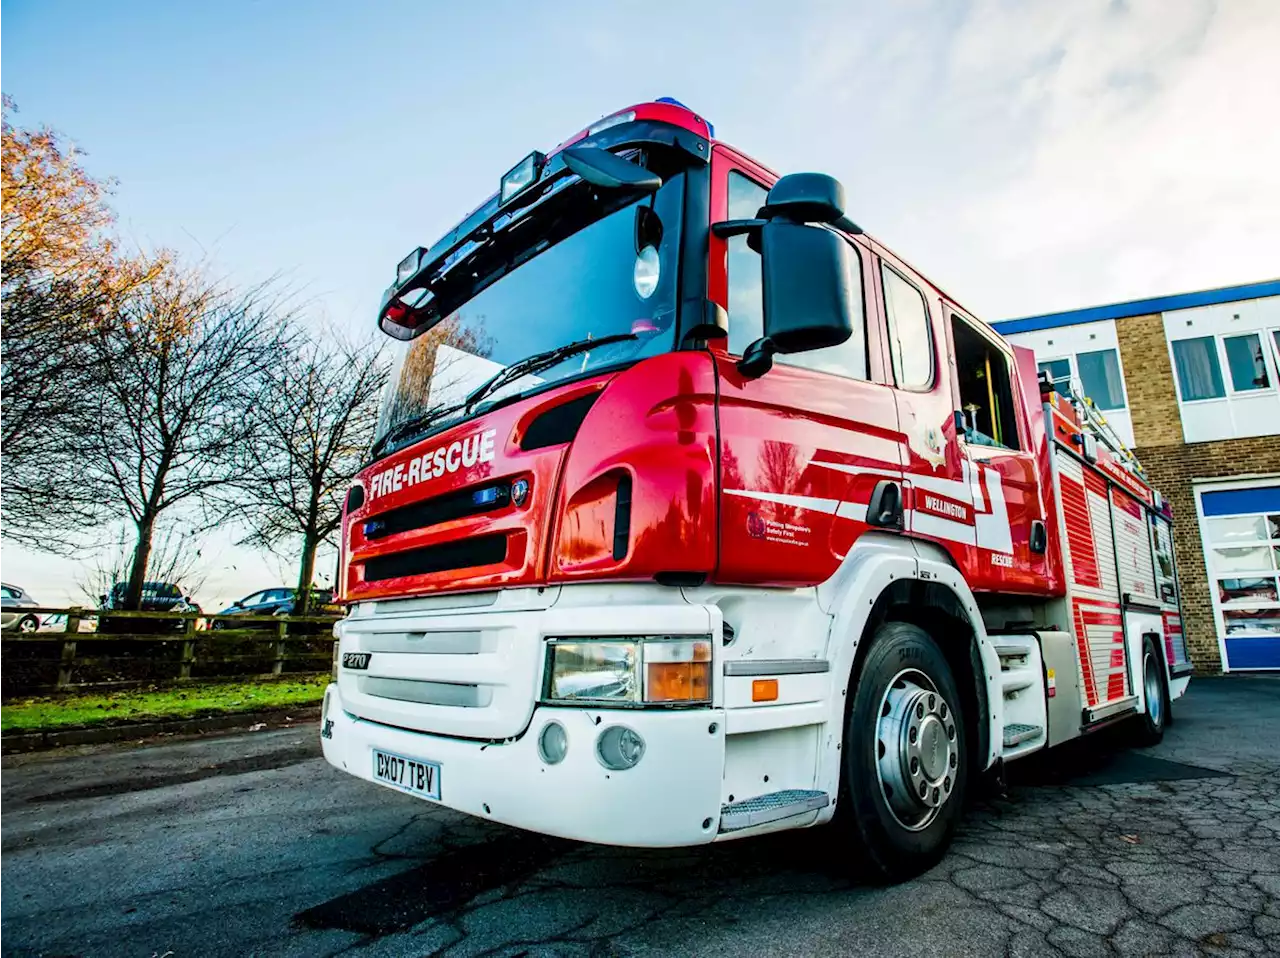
<box><xmin>369</xmin><ymin>429</ymin><xmax>496</xmax><ymax>499</ymax></box>
<box><xmin>922</xmin><ymin>494</ymin><xmax>968</xmax><ymax>521</ymax></box>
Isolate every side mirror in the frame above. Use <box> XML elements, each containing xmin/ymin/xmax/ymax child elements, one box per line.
<box><xmin>738</xmin><ymin>220</ymin><xmax>855</xmax><ymax>378</ymax></box>
<box><xmin>713</xmin><ymin>172</ymin><xmax>859</xmax><ymax>379</ymax></box>
<box><xmin>761</xmin><ymin>172</ymin><xmax>846</xmax><ymax>225</ymax></box>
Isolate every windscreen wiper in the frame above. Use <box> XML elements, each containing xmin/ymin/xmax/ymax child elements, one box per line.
<box><xmin>464</xmin><ymin>333</ymin><xmax>638</xmax><ymax>413</ymax></box>
<box><xmin>370</xmin><ymin>400</ymin><xmax>469</xmax><ymax>460</ymax></box>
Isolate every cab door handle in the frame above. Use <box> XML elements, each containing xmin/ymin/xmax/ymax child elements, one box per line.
<box><xmin>867</xmin><ymin>480</ymin><xmax>904</xmax><ymax>530</ymax></box>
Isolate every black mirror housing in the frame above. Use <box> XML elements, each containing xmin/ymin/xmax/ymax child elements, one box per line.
<box><xmin>762</xmin><ymin>173</ymin><xmax>845</xmax><ymax>224</ymax></box>
<box><xmin>759</xmin><ymin>220</ymin><xmax>855</xmax><ymax>355</ymax></box>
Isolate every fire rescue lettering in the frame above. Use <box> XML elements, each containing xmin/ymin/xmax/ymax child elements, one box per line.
<box><xmin>369</xmin><ymin>429</ymin><xmax>496</xmax><ymax>499</ymax></box>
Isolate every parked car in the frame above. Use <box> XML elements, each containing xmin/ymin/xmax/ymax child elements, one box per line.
<box><xmin>212</xmin><ymin>588</ymin><xmax>335</xmax><ymax>628</ymax></box>
<box><xmin>1</xmin><ymin>583</ymin><xmax>42</xmax><ymax>633</ymax></box>
<box><xmin>98</xmin><ymin>581</ymin><xmax>201</xmax><ymax>633</ymax></box>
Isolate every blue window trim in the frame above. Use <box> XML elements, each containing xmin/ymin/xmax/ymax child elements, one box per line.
<box><xmin>992</xmin><ymin>279</ymin><xmax>1280</xmax><ymax>335</ymax></box>
<box><xmin>1200</xmin><ymin>486</ymin><xmax>1280</xmax><ymax>517</ymax></box>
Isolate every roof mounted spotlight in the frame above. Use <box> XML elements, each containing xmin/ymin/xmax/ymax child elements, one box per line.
<box><xmin>396</xmin><ymin>248</ymin><xmax>424</xmax><ymax>287</ymax></box>
<box><xmin>500</xmin><ymin>151</ymin><xmax>547</xmax><ymax>206</ymax></box>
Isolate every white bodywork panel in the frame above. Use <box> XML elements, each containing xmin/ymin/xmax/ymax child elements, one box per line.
<box><xmin>324</xmin><ymin>535</ymin><xmax>1010</xmax><ymax>846</ymax></box>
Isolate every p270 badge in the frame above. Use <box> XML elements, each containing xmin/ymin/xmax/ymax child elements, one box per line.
<box><xmin>342</xmin><ymin>652</ymin><xmax>372</xmax><ymax>670</ymax></box>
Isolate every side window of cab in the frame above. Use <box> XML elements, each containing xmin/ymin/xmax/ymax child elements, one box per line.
<box><xmin>881</xmin><ymin>265</ymin><xmax>934</xmax><ymax>390</ymax></box>
<box><xmin>725</xmin><ymin>171</ymin><xmax>869</xmax><ymax>380</ymax></box>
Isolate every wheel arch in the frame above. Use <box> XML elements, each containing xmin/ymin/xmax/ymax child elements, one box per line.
<box><xmin>817</xmin><ymin>537</ymin><xmax>1003</xmax><ymax>804</ymax></box>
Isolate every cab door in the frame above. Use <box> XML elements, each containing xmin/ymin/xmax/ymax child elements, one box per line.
<box><xmin>708</xmin><ymin>146</ymin><xmax>904</xmax><ymax>587</ymax></box>
<box><xmin>871</xmin><ymin>244</ymin><xmax>979</xmax><ymax>575</ymax></box>
<box><xmin>944</xmin><ymin>307</ymin><xmax>1048</xmax><ymax>592</ymax></box>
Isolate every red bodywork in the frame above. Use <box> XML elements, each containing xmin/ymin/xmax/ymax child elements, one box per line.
<box><xmin>343</xmin><ymin>103</ymin><xmax>1134</xmax><ymax>603</ymax></box>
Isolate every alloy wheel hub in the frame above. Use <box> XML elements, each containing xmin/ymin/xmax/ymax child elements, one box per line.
<box><xmin>876</xmin><ymin>669</ymin><xmax>959</xmax><ymax>831</ymax></box>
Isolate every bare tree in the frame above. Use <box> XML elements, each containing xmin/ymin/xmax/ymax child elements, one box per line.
<box><xmin>84</xmin><ymin>268</ymin><xmax>287</xmax><ymax>610</ymax></box>
<box><xmin>233</xmin><ymin>331</ymin><xmax>388</xmax><ymax>614</ymax></box>
<box><xmin>78</xmin><ymin>524</ymin><xmax>210</xmax><ymax>608</ymax></box>
<box><xmin>1</xmin><ymin>96</ymin><xmax>166</xmax><ymax>548</ymax></box>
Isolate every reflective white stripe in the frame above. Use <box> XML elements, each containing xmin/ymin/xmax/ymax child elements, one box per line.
<box><xmin>730</xmin><ymin>456</ymin><xmax>1014</xmax><ymax>557</ymax></box>
<box><xmin>910</xmin><ymin>510</ymin><xmax>975</xmax><ymax>544</ymax></box>
<box><xmin>724</xmin><ymin>489</ymin><xmax>840</xmax><ymax>514</ymax></box>
<box><xmin>975</xmin><ymin>467</ymin><xmax>1013</xmax><ymax>554</ymax></box>
<box><xmin>836</xmin><ymin>501</ymin><xmax>868</xmax><ymax>522</ymax></box>
<box><xmin>966</xmin><ymin>459</ymin><xmax>987</xmax><ymax>512</ymax></box>
<box><xmin>809</xmin><ymin>461</ymin><xmax>900</xmax><ymax>480</ymax></box>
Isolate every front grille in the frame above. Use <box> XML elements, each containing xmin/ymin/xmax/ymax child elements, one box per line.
<box><xmin>359</xmin><ymin>676</ymin><xmax>492</xmax><ymax>708</ymax></box>
<box><xmin>363</xmin><ymin>533</ymin><xmax>508</xmax><ymax>582</ymax></box>
<box><xmin>363</xmin><ymin>481</ymin><xmax>511</xmax><ymax>540</ymax></box>
<box><xmin>361</xmin><ymin>629</ymin><xmax>490</xmax><ymax>654</ymax></box>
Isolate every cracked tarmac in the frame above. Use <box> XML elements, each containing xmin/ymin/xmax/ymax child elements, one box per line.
<box><xmin>2</xmin><ymin>675</ymin><xmax>1277</xmax><ymax>957</ymax></box>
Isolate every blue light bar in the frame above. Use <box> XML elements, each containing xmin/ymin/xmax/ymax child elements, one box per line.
<box><xmin>655</xmin><ymin>97</ymin><xmax>714</xmax><ymax>137</ymax></box>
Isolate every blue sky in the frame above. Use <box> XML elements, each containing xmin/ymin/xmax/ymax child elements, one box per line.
<box><xmin>4</xmin><ymin>0</ymin><xmax>1279</xmax><ymax>605</ymax></box>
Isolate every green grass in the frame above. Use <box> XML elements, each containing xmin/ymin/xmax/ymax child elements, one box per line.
<box><xmin>1</xmin><ymin>675</ymin><xmax>329</xmax><ymax>732</ymax></box>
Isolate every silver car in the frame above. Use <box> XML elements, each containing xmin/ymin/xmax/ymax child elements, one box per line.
<box><xmin>1</xmin><ymin>582</ymin><xmax>42</xmax><ymax>633</ymax></box>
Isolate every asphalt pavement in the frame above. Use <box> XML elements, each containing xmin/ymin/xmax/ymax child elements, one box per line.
<box><xmin>3</xmin><ymin>676</ymin><xmax>1278</xmax><ymax>957</ymax></box>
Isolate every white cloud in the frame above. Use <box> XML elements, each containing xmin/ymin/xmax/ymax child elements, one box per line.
<box><xmin>915</xmin><ymin>0</ymin><xmax>1280</xmax><ymax>316</ymax></box>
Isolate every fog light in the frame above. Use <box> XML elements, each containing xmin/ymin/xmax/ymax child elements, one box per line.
<box><xmin>596</xmin><ymin>725</ymin><xmax>645</xmax><ymax>771</ymax></box>
<box><xmin>538</xmin><ymin>721</ymin><xmax>568</xmax><ymax>765</ymax></box>
<box><xmin>511</xmin><ymin>478</ymin><xmax>530</xmax><ymax>506</ymax></box>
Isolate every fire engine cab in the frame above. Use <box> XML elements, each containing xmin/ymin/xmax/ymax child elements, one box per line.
<box><xmin>321</xmin><ymin>99</ymin><xmax>1192</xmax><ymax>879</ymax></box>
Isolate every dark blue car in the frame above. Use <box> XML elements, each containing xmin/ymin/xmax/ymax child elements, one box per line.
<box><xmin>212</xmin><ymin>588</ymin><xmax>335</xmax><ymax>628</ymax></box>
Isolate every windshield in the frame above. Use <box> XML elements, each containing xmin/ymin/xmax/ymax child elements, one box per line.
<box><xmin>373</xmin><ymin>166</ymin><xmax>686</xmax><ymax>454</ymax></box>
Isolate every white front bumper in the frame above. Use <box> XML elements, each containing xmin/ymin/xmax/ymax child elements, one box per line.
<box><xmin>321</xmin><ymin>683</ymin><xmax>727</xmax><ymax>847</ymax></box>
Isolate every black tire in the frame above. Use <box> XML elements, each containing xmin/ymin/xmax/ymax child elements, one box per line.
<box><xmin>17</xmin><ymin>615</ymin><xmax>39</xmax><ymax>634</ymax></box>
<box><xmin>1132</xmin><ymin>636</ymin><xmax>1169</xmax><ymax>746</ymax></box>
<box><xmin>836</xmin><ymin>621</ymin><xmax>969</xmax><ymax>882</ymax></box>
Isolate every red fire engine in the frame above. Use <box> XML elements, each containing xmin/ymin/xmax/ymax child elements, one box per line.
<box><xmin>321</xmin><ymin>99</ymin><xmax>1192</xmax><ymax>879</ymax></box>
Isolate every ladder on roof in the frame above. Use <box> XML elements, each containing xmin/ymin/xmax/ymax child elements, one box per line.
<box><xmin>1043</xmin><ymin>373</ymin><xmax>1146</xmax><ymax>477</ymax></box>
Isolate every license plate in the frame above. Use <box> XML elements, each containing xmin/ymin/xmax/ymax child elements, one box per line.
<box><xmin>372</xmin><ymin>748</ymin><xmax>441</xmax><ymax>800</ymax></box>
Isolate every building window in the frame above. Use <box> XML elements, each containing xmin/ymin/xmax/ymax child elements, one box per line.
<box><xmin>1038</xmin><ymin>358</ymin><xmax>1071</xmax><ymax>398</ymax></box>
<box><xmin>882</xmin><ymin>266</ymin><xmax>933</xmax><ymax>389</ymax></box>
<box><xmin>1172</xmin><ymin>336</ymin><xmax>1226</xmax><ymax>401</ymax></box>
<box><xmin>1037</xmin><ymin>348</ymin><xmax>1126</xmax><ymax>410</ymax></box>
<box><xmin>724</xmin><ymin>171</ymin><xmax>869</xmax><ymax>380</ymax></box>
<box><xmin>1200</xmin><ymin>483</ymin><xmax>1280</xmax><ymax>671</ymax></box>
<box><xmin>1076</xmin><ymin>349</ymin><xmax>1126</xmax><ymax>410</ymax></box>
<box><xmin>1223</xmin><ymin>333</ymin><xmax>1271</xmax><ymax>391</ymax></box>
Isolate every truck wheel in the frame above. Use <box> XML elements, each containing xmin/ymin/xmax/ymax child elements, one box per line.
<box><xmin>838</xmin><ymin>621</ymin><xmax>968</xmax><ymax>881</ymax></box>
<box><xmin>1132</xmin><ymin>636</ymin><xmax>1169</xmax><ymax>746</ymax></box>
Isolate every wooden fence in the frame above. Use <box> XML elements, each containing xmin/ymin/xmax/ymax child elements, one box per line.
<box><xmin>2</xmin><ymin>606</ymin><xmax>342</xmax><ymax>696</ymax></box>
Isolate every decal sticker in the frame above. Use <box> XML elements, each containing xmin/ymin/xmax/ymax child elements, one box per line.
<box><xmin>368</xmin><ymin>428</ymin><xmax>497</xmax><ymax>500</ymax></box>
<box><xmin>917</xmin><ymin>490</ymin><xmax>971</xmax><ymax>524</ymax></box>
<box><xmin>758</xmin><ymin>517</ymin><xmax>811</xmax><ymax>547</ymax></box>
<box><xmin>914</xmin><ymin>424</ymin><xmax>946</xmax><ymax>470</ymax></box>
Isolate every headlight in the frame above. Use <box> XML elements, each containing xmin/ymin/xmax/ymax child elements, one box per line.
<box><xmin>544</xmin><ymin>636</ymin><xmax>712</xmax><ymax>707</ymax></box>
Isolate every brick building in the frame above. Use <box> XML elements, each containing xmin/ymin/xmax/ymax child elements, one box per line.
<box><xmin>994</xmin><ymin>279</ymin><xmax>1280</xmax><ymax>674</ymax></box>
